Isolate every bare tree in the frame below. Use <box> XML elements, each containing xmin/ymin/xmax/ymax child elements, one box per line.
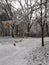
<box><xmin>45</xmin><ymin>0</ymin><xmax>49</xmax><ymax>36</ymax></box>
<box><xmin>18</xmin><ymin>0</ymin><xmax>40</xmax><ymax>36</ymax></box>
<box><xmin>0</xmin><ymin>0</ymin><xmax>18</xmax><ymax>37</ymax></box>
<box><xmin>35</xmin><ymin>0</ymin><xmax>48</xmax><ymax>46</ymax></box>
<box><xmin>40</xmin><ymin>0</ymin><xmax>44</xmax><ymax>46</ymax></box>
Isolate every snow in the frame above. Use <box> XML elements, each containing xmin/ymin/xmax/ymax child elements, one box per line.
<box><xmin>0</xmin><ymin>37</ymin><xmax>49</xmax><ymax>65</ymax></box>
<box><xmin>26</xmin><ymin>43</ymin><xmax>49</xmax><ymax>65</ymax></box>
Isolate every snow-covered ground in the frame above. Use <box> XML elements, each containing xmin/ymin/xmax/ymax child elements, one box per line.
<box><xmin>0</xmin><ymin>37</ymin><xmax>49</xmax><ymax>65</ymax></box>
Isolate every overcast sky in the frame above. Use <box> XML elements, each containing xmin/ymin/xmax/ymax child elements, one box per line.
<box><xmin>11</xmin><ymin>0</ymin><xmax>37</xmax><ymax>9</ymax></box>
<box><xmin>11</xmin><ymin>0</ymin><xmax>25</xmax><ymax>9</ymax></box>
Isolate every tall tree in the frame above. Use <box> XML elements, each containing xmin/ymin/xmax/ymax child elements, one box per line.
<box><xmin>18</xmin><ymin>0</ymin><xmax>40</xmax><ymax>36</ymax></box>
<box><xmin>45</xmin><ymin>0</ymin><xmax>48</xmax><ymax>36</ymax></box>
<box><xmin>40</xmin><ymin>0</ymin><xmax>44</xmax><ymax>46</ymax></box>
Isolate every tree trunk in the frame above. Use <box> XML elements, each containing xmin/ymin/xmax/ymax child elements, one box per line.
<box><xmin>16</xmin><ymin>25</ymin><xmax>18</xmax><ymax>37</ymax></box>
<box><xmin>41</xmin><ymin>27</ymin><xmax>44</xmax><ymax>46</ymax></box>
<box><xmin>12</xmin><ymin>26</ymin><xmax>14</xmax><ymax>38</ymax></box>
<box><xmin>46</xmin><ymin>23</ymin><xmax>49</xmax><ymax>36</ymax></box>
<box><xmin>40</xmin><ymin>0</ymin><xmax>44</xmax><ymax>46</ymax></box>
<box><xmin>12</xmin><ymin>29</ymin><xmax>14</xmax><ymax>37</ymax></box>
<box><xmin>27</xmin><ymin>24</ymin><xmax>30</xmax><ymax>36</ymax></box>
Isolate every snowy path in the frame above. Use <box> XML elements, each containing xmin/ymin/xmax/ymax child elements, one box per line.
<box><xmin>0</xmin><ymin>37</ymin><xmax>49</xmax><ymax>65</ymax></box>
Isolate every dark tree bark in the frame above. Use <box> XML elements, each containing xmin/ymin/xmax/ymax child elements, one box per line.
<box><xmin>46</xmin><ymin>23</ymin><xmax>49</xmax><ymax>36</ymax></box>
<box><xmin>41</xmin><ymin>0</ymin><xmax>44</xmax><ymax>46</ymax></box>
<box><xmin>15</xmin><ymin>25</ymin><xmax>18</xmax><ymax>37</ymax></box>
<box><xmin>41</xmin><ymin>27</ymin><xmax>44</xmax><ymax>46</ymax></box>
<box><xmin>11</xmin><ymin>24</ymin><xmax>15</xmax><ymax>38</ymax></box>
<box><xmin>12</xmin><ymin>28</ymin><xmax>14</xmax><ymax>37</ymax></box>
<box><xmin>45</xmin><ymin>0</ymin><xmax>48</xmax><ymax>36</ymax></box>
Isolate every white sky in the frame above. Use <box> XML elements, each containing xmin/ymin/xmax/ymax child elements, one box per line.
<box><xmin>11</xmin><ymin>0</ymin><xmax>37</xmax><ymax>9</ymax></box>
<box><xmin>11</xmin><ymin>0</ymin><xmax>25</xmax><ymax>9</ymax></box>
<box><xmin>11</xmin><ymin>1</ymin><xmax>20</xmax><ymax>8</ymax></box>
<box><xmin>11</xmin><ymin>0</ymin><xmax>44</xmax><ymax>18</ymax></box>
